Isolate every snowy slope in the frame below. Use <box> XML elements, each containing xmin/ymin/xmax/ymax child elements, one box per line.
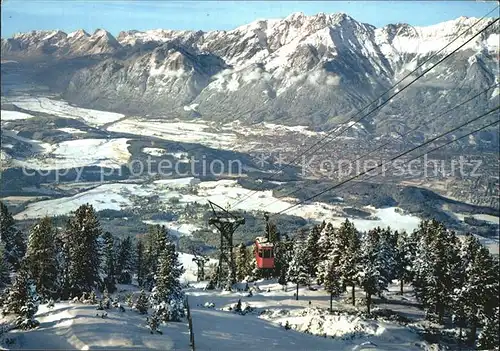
<box><xmin>4</xmin><ymin>96</ymin><xmax>125</xmax><ymax>127</ymax></box>
<box><xmin>7</xmin><ymin>302</ymin><xmax>190</xmax><ymax>350</ymax></box>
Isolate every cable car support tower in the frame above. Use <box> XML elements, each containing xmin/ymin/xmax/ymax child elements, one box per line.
<box><xmin>208</xmin><ymin>201</ymin><xmax>245</xmax><ymax>289</ymax></box>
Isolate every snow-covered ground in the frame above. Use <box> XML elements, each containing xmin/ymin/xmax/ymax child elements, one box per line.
<box><xmin>13</xmin><ymin>183</ymin><xmax>138</xmax><ymax>220</ymax></box>
<box><xmin>57</xmin><ymin>127</ymin><xmax>88</xmax><ymax>134</ymax></box>
<box><xmin>14</xmin><ymin>177</ymin><xmax>423</xmax><ymax>235</ymax></box>
<box><xmin>0</xmin><ymin>110</ymin><xmax>35</xmax><ymax>120</ymax></box>
<box><xmin>6</xmin><ymin>302</ymin><xmax>190</xmax><ymax>350</ymax></box>
<box><xmin>143</xmin><ymin>147</ymin><xmax>190</xmax><ymax>162</ymax></box>
<box><xmin>107</xmin><ymin>118</ymin><xmax>238</xmax><ymax>151</ymax></box>
<box><xmin>143</xmin><ymin>221</ymin><xmax>203</xmax><ymax>238</ymax></box>
<box><xmin>14</xmin><ymin>138</ymin><xmax>131</xmax><ymax>170</ymax></box>
<box><xmin>3</xmin><ymin>96</ymin><xmax>125</xmax><ymax>127</ymax></box>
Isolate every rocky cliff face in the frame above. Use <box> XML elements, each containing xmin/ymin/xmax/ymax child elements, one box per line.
<box><xmin>2</xmin><ymin>13</ymin><xmax>498</xmax><ymax>135</ymax></box>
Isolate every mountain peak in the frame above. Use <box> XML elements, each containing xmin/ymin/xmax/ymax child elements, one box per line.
<box><xmin>92</xmin><ymin>29</ymin><xmax>113</xmax><ymax>38</ymax></box>
<box><xmin>68</xmin><ymin>29</ymin><xmax>90</xmax><ymax>40</ymax></box>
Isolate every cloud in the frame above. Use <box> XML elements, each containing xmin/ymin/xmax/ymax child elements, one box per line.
<box><xmin>303</xmin><ymin>69</ymin><xmax>341</xmax><ymax>86</ymax></box>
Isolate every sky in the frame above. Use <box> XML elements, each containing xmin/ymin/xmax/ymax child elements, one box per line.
<box><xmin>1</xmin><ymin>1</ymin><xmax>498</xmax><ymax>38</ymax></box>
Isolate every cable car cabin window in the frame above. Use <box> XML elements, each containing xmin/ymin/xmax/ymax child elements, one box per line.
<box><xmin>263</xmin><ymin>249</ymin><xmax>271</xmax><ymax>259</ymax></box>
<box><xmin>258</xmin><ymin>249</ymin><xmax>263</xmax><ymax>258</ymax></box>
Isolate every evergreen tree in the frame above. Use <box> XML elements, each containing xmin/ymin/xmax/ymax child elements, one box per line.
<box><xmin>135</xmin><ymin>289</ymin><xmax>149</xmax><ymax>314</ymax></box>
<box><xmin>136</xmin><ymin>239</ymin><xmax>145</xmax><ymax>287</ymax></box>
<box><xmin>65</xmin><ymin>204</ymin><xmax>102</xmax><ymax>297</ymax></box>
<box><xmin>378</xmin><ymin>228</ymin><xmax>397</xmax><ymax>284</ymax></box>
<box><xmin>147</xmin><ymin>311</ymin><xmax>162</xmax><ymax>334</ymax></box>
<box><xmin>116</xmin><ymin>237</ymin><xmax>134</xmax><ymax>284</ymax></box>
<box><xmin>305</xmin><ymin>224</ymin><xmax>322</xmax><ymax>279</ymax></box>
<box><xmin>317</xmin><ymin>223</ymin><xmax>344</xmax><ymax>285</ymax></box>
<box><xmin>459</xmin><ymin>234</ymin><xmax>499</xmax><ymax>346</ymax></box>
<box><xmin>144</xmin><ymin>225</ymin><xmax>169</xmax><ymax>290</ymax></box>
<box><xmin>339</xmin><ymin>219</ymin><xmax>360</xmax><ymax>306</ymax></box>
<box><xmin>287</xmin><ymin>239</ymin><xmax>309</xmax><ymax>300</ymax></box>
<box><xmin>317</xmin><ymin>223</ymin><xmax>336</xmax><ymax>263</ymax></box>
<box><xmin>477</xmin><ymin>307</ymin><xmax>499</xmax><ymax>350</ymax></box>
<box><xmin>413</xmin><ymin>220</ymin><xmax>461</xmax><ymax>324</ymax></box>
<box><xmin>0</xmin><ymin>242</ymin><xmax>11</xmax><ymax>288</ymax></box>
<box><xmin>0</xmin><ymin>201</ymin><xmax>26</xmax><ymax>270</ymax></box>
<box><xmin>101</xmin><ymin>231</ymin><xmax>117</xmax><ymax>293</ymax></box>
<box><xmin>55</xmin><ymin>224</ymin><xmax>71</xmax><ymax>299</ymax></box>
<box><xmin>323</xmin><ymin>260</ymin><xmax>342</xmax><ymax>312</ymax></box>
<box><xmin>6</xmin><ymin>267</ymin><xmax>31</xmax><ymax>314</ymax></box>
<box><xmin>357</xmin><ymin>228</ymin><xmax>391</xmax><ymax>314</ymax></box>
<box><xmin>266</xmin><ymin>218</ymin><xmax>280</xmax><ymax>244</ymax></box>
<box><xmin>8</xmin><ymin>268</ymin><xmax>40</xmax><ymax>330</ymax></box>
<box><xmin>25</xmin><ymin>217</ymin><xmax>58</xmax><ymax>300</ymax></box>
<box><xmin>276</xmin><ymin>239</ymin><xmax>293</xmax><ymax>290</ymax></box>
<box><xmin>235</xmin><ymin>243</ymin><xmax>252</xmax><ymax>282</ymax></box>
<box><xmin>150</xmin><ymin>238</ymin><xmax>185</xmax><ymax>321</ymax></box>
<box><xmin>393</xmin><ymin>230</ymin><xmax>416</xmax><ymax>294</ymax></box>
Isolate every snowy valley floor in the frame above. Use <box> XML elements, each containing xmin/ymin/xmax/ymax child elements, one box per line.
<box><xmin>3</xmin><ymin>279</ymin><xmax>438</xmax><ymax>351</ymax></box>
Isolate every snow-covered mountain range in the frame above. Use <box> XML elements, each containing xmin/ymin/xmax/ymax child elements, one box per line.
<box><xmin>1</xmin><ymin>12</ymin><xmax>499</xmax><ymax>133</ymax></box>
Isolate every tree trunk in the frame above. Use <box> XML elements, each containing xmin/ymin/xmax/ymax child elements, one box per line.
<box><xmin>296</xmin><ymin>283</ymin><xmax>299</xmax><ymax>301</ymax></box>
<box><xmin>366</xmin><ymin>293</ymin><xmax>371</xmax><ymax>314</ymax></box>
<box><xmin>351</xmin><ymin>284</ymin><xmax>356</xmax><ymax>306</ymax></box>
<box><xmin>400</xmin><ymin>279</ymin><xmax>404</xmax><ymax>295</ymax></box>
<box><xmin>468</xmin><ymin>320</ymin><xmax>477</xmax><ymax>346</ymax></box>
<box><xmin>437</xmin><ymin>303</ymin><xmax>445</xmax><ymax>324</ymax></box>
<box><xmin>329</xmin><ymin>292</ymin><xmax>333</xmax><ymax>313</ymax></box>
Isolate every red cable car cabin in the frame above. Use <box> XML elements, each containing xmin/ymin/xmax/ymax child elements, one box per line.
<box><xmin>254</xmin><ymin>236</ymin><xmax>275</xmax><ymax>269</ymax></box>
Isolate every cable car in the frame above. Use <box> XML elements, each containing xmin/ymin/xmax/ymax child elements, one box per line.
<box><xmin>254</xmin><ymin>236</ymin><xmax>275</xmax><ymax>269</ymax></box>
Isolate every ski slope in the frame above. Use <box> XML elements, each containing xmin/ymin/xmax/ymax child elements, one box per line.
<box><xmin>7</xmin><ymin>303</ymin><xmax>189</xmax><ymax>350</ymax></box>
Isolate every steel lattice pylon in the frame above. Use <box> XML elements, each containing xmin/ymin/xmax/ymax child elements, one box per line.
<box><xmin>207</xmin><ymin>201</ymin><xmax>245</xmax><ymax>289</ymax></box>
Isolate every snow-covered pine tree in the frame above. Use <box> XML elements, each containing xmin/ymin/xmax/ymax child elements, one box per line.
<box><xmin>378</xmin><ymin>227</ymin><xmax>397</xmax><ymax>284</ymax></box>
<box><xmin>65</xmin><ymin>204</ymin><xmax>102</xmax><ymax>297</ymax></box>
<box><xmin>144</xmin><ymin>225</ymin><xmax>169</xmax><ymax>290</ymax></box>
<box><xmin>357</xmin><ymin>228</ymin><xmax>391</xmax><ymax>314</ymax></box>
<box><xmin>101</xmin><ymin>231</ymin><xmax>117</xmax><ymax>293</ymax></box>
<box><xmin>55</xmin><ymin>224</ymin><xmax>71</xmax><ymax>299</ymax></box>
<box><xmin>459</xmin><ymin>234</ymin><xmax>499</xmax><ymax>346</ymax></box>
<box><xmin>6</xmin><ymin>267</ymin><xmax>31</xmax><ymax>314</ymax></box>
<box><xmin>15</xmin><ymin>292</ymin><xmax>40</xmax><ymax>330</ymax></box>
<box><xmin>316</xmin><ymin>223</ymin><xmax>344</xmax><ymax>286</ymax></box>
<box><xmin>450</xmin><ymin>235</ymin><xmax>470</xmax><ymax>341</ymax></box>
<box><xmin>150</xmin><ymin>238</ymin><xmax>185</xmax><ymax>321</ymax></box>
<box><xmin>338</xmin><ymin>219</ymin><xmax>360</xmax><ymax>306</ymax></box>
<box><xmin>323</xmin><ymin>259</ymin><xmax>342</xmax><ymax>312</ymax></box>
<box><xmin>305</xmin><ymin>224</ymin><xmax>322</xmax><ymax>279</ymax></box>
<box><xmin>135</xmin><ymin>289</ymin><xmax>149</xmax><ymax>314</ymax></box>
<box><xmin>393</xmin><ymin>230</ymin><xmax>416</xmax><ymax>294</ymax></box>
<box><xmin>6</xmin><ymin>266</ymin><xmax>40</xmax><ymax>329</ymax></box>
<box><xmin>477</xmin><ymin>307</ymin><xmax>499</xmax><ymax>350</ymax></box>
<box><xmin>235</xmin><ymin>243</ymin><xmax>252</xmax><ymax>282</ymax></box>
<box><xmin>412</xmin><ymin>220</ymin><xmax>434</xmax><ymax>311</ymax></box>
<box><xmin>116</xmin><ymin>237</ymin><xmax>134</xmax><ymax>284</ymax></box>
<box><xmin>276</xmin><ymin>239</ymin><xmax>293</xmax><ymax>290</ymax></box>
<box><xmin>267</xmin><ymin>220</ymin><xmax>280</xmax><ymax>244</ymax></box>
<box><xmin>0</xmin><ymin>201</ymin><xmax>26</xmax><ymax>270</ymax></box>
<box><xmin>147</xmin><ymin>311</ymin><xmax>162</xmax><ymax>334</ymax></box>
<box><xmin>0</xmin><ymin>242</ymin><xmax>11</xmax><ymax>288</ymax></box>
<box><xmin>413</xmin><ymin>220</ymin><xmax>461</xmax><ymax>324</ymax></box>
<box><xmin>136</xmin><ymin>239</ymin><xmax>145</xmax><ymax>287</ymax></box>
<box><xmin>317</xmin><ymin>222</ymin><xmax>336</xmax><ymax>262</ymax></box>
<box><xmin>25</xmin><ymin>217</ymin><xmax>58</xmax><ymax>300</ymax></box>
<box><xmin>287</xmin><ymin>239</ymin><xmax>309</xmax><ymax>300</ymax></box>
